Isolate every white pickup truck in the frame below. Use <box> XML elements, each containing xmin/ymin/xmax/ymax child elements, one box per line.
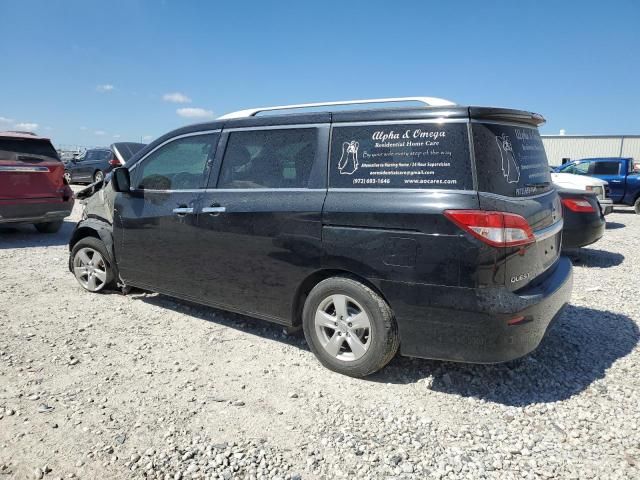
<box><xmin>551</xmin><ymin>169</ymin><xmax>614</xmax><ymax>215</ymax></box>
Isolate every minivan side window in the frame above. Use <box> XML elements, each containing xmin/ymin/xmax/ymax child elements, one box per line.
<box><xmin>329</xmin><ymin>123</ymin><xmax>472</xmax><ymax>189</ymax></box>
<box><xmin>135</xmin><ymin>133</ymin><xmax>219</xmax><ymax>190</ymax></box>
<box><xmin>217</xmin><ymin>128</ymin><xmax>317</xmax><ymax>189</ymax></box>
<box><xmin>592</xmin><ymin>161</ymin><xmax>620</xmax><ymax>175</ymax></box>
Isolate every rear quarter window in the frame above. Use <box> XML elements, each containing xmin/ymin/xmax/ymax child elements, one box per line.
<box><xmin>329</xmin><ymin>122</ymin><xmax>472</xmax><ymax>189</ymax></box>
<box><xmin>472</xmin><ymin>123</ymin><xmax>551</xmax><ymax>197</ymax></box>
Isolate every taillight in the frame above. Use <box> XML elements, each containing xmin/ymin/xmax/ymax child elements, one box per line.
<box><xmin>108</xmin><ymin>155</ymin><xmax>121</xmax><ymax>167</ymax></box>
<box><xmin>561</xmin><ymin>198</ymin><xmax>595</xmax><ymax>213</ymax></box>
<box><xmin>444</xmin><ymin>210</ymin><xmax>535</xmax><ymax>248</ymax></box>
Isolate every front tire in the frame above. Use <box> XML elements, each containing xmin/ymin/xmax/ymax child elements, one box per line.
<box><xmin>634</xmin><ymin>197</ymin><xmax>640</xmax><ymax>215</ymax></box>
<box><xmin>302</xmin><ymin>277</ymin><xmax>399</xmax><ymax>377</ymax></box>
<box><xmin>34</xmin><ymin>220</ymin><xmax>63</xmax><ymax>233</ymax></box>
<box><xmin>70</xmin><ymin>237</ymin><xmax>115</xmax><ymax>292</ymax></box>
<box><xmin>93</xmin><ymin>170</ymin><xmax>104</xmax><ymax>183</ymax></box>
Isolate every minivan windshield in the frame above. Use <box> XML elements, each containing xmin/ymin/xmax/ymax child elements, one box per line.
<box><xmin>472</xmin><ymin>123</ymin><xmax>552</xmax><ymax>197</ymax></box>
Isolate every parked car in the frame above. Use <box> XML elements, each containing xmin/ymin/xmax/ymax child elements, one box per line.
<box><xmin>64</xmin><ymin>148</ymin><xmax>111</xmax><ymax>184</ymax></box>
<box><xmin>555</xmin><ymin>158</ymin><xmax>640</xmax><ymax>213</ymax></box>
<box><xmin>556</xmin><ymin>188</ymin><xmax>605</xmax><ymax>249</ymax></box>
<box><xmin>550</xmin><ymin>168</ymin><xmax>613</xmax><ymax>215</ymax></box>
<box><xmin>0</xmin><ymin>131</ymin><xmax>74</xmax><ymax>233</ymax></box>
<box><xmin>68</xmin><ymin>97</ymin><xmax>572</xmax><ymax>377</ymax></box>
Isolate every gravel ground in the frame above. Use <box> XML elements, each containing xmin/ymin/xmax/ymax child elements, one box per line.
<box><xmin>1</xmin><ymin>190</ymin><xmax>639</xmax><ymax>480</ymax></box>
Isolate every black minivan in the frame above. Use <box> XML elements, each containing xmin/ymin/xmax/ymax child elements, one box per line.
<box><xmin>68</xmin><ymin>98</ymin><xmax>572</xmax><ymax>377</ymax></box>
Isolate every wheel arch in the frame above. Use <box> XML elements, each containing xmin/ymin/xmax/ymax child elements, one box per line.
<box><xmin>291</xmin><ymin>269</ymin><xmax>388</xmax><ymax>326</ymax></box>
<box><xmin>68</xmin><ymin>219</ymin><xmax>116</xmax><ymax>271</ymax></box>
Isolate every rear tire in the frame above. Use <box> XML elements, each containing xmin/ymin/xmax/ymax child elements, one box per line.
<box><xmin>34</xmin><ymin>220</ymin><xmax>63</xmax><ymax>233</ymax></box>
<box><xmin>93</xmin><ymin>170</ymin><xmax>104</xmax><ymax>183</ymax></box>
<box><xmin>70</xmin><ymin>237</ymin><xmax>115</xmax><ymax>292</ymax></box>
<box><xmin>302</xmin><ymin>277</ymin><xmax>399</xmax><ymax>377</ymax></box>
<box><xmin>634</xmin><ymin>197</ymin><xmax>640</xmax><ymax>215</ymax></box>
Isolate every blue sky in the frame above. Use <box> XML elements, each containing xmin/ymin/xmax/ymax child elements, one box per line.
<box><xmin>0</xmin><ymin>0</ymin><xmax>638</xmax><ymax>147</ymax></box>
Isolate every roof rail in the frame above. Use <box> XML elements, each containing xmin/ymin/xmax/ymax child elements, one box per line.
<box><xmin>218</xmin><ymin>96</ymin><xmax>456</xmax><ymax>119</ymax></box>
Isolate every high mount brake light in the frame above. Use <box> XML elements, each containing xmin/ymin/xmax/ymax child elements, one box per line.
<box><xmin>561</xmin><ymin>198</ymin><xmax>595</xmax><ymax>213</ymax></box>
<box><xmin>444</xmin><ymin>210</ymin><xmax>535</xmax><ymax>248</ymax></box>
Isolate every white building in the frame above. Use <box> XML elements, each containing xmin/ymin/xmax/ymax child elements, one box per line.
<box><xmin>542</xmin><ymin>135</ymin><xmax>640</xmax><ymax>166</ymax></box>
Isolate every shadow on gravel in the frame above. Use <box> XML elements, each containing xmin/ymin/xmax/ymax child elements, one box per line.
<box><xmin>135</xmin><ymin>293</ymin><xmax>307</xmax><ymax>350</ymax></box>
<box><xmin>565</xmin><ymin>248</ymin><xmax>624</xmax><ymax>268</ymax></box>
<box><xmin>371</xmin><ymin>305</ymin><xmax>639</xmax><ymax>406</ymax></box>
<box><xmin>605</xmin><ymin>221</ymin><xmax>625</xmax><ymax>230</ymax></box>
<box><xmin>0</xmin><ymin>219</ymin><xmax>75</xmax><ymax>249</ymax></box>
<box><xmin>138</xmin><ymin>294</ymin><xmax>638</xmax><ymax>407</ymax></box>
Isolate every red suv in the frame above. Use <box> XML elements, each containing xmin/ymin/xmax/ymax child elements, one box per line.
<box><xmin>0</xmin><ymin>131</ymin><xmax>74</xmax><ymax>233</ymax></box>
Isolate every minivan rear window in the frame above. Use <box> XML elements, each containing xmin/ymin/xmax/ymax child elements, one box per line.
<box><xmin>472</xmin><ymin>123</ymin><xmax>551</xmax><ymax>197</ymax></box>
<box><xmin>329</xmin><ymin>123</ymin><xmax>472</xmax><ymax>189</ymax></box>
<box><xmin>0</xmin><ymin>138</ymin><xmax>59</xmax><ymax>160</ymax></box>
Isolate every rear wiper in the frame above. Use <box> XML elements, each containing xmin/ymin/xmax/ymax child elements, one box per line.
<box><xmin>525</xmin><ymin>182</ymin><xmax>550</xmax><ymax>188</ymax></box>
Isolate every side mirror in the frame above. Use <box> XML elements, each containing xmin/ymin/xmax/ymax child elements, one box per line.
<box><xmin>111</xmin><ymin>167</ymin><xmax>131</xmax><ymax>193</ymax></box>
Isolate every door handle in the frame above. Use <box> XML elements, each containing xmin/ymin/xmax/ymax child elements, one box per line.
<box><xmin>610</xmin><ymin>180</ymin><xmax>621</xmax><ymax>183</ymax></box>
<box><xmin>173</xmin><ymin>207</ymin><xmax>194</xmax><ymax>215</ymax></box>
<box><xmin>202</xmin><ymin>205</ymin><xmax>226</xmax><ymax>214</ymax></box>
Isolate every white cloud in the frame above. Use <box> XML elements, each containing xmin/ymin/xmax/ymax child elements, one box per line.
<box><xmin>96</xmin><ymin>84</ymin><xmax>115</xmax><ymax>93</ymax></box>
<box><xmin>94</xmin><ymin>130</ymin><xmax>106</xmax><ymax>136</ymax></box>
<box><xmin>0</xmin><ymin>116</ymin><xmax>14</xmax><ymax>124</ymax></box>
<box><xmin>113</xmin><ymin>134</ymin><xmax>121</xmax><ymax>139</ymax></box>
<box><xmin>163</xmin><ymin>92</ymin><xmax>192</xmax><ymax>103</ymax></box>
<box><xmin>176</xmin><ymin>107</ymin><xmax>214</xmax><ymax>120</ymax></box>
<box><xmin>15</xmin><ymin>122</ymin><xmax>39</xmax><ymax>131</ymax></box>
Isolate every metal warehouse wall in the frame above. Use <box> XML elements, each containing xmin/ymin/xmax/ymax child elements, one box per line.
<box><xmin>542</xmin><ymin>135</ymin><xmax>640</xmax><ymax>166</ymax></box>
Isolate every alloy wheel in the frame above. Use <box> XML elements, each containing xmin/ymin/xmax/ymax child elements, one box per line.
<box><xmin>73</xmin><ymin>247</ymin><xmax>108</xmax><ymax>292</ymax></box>
<box><xmin>314</xmin><ymin>294</ymin><xmax>371</xmax><ymax>361</ymax></box>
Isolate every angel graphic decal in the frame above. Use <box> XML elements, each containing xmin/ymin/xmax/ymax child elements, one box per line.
<box><xmin>495</xmin><ymin>134</ymin><xmax>520</xmax><ymax>184</ymax></box>
<box><xmin>338</xmin><ymin>141</ymin><xmax>359</xmax><ymax>175</ymax></box>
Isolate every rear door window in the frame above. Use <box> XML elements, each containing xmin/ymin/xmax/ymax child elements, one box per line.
<box><xmin>592</xmin><ymin>161</ymin><xmax>620</xmax><ymax>175</ymax></box>
<box><xmin>472</xmin><ymin>123</ymin><xmax>552</xmax><ymax>197</ymax></box>
<box><xmin>329</xmin><ymin>122</ymin><xmax>472</xmax><ymax>189</ymax></box>
<box><xmin>85</xmin><ymin>150</ymin><xmax>112</xmax><ymax>161</ymax></box>
<box><xmin>216</xmin><ymin>128</ymin><xmax>318</xmax><ymax>189</ymax></box>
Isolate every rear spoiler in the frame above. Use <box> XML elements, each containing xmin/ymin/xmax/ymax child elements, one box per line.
<box><xmin>468</xmin><ymin>107</ymin><xmax>546</xmax><ymax>127</ymax></box>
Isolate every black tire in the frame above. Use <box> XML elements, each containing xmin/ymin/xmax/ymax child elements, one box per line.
<box><xmin>70</xmin><ymin>237</ymin><xmax>116</xmax><ymax>292</ymax></box>
<box><xmin>93</xmin><ymin>170</ymin><xmax>105</xmax><ymax>183</ymax></box>
<box><xmin>302</xmin><ymin>277</ymin><xmax>399</xmax><ymax>377</ymax></box>
<box><xmin>34</xmin><ymin>220</ymin><xmax>63</xmax><ymax>233</ymax></box>
<box><xmin>634</xmin><ymin>197</ymin><xmax>640</xmax><ymax>215</ymax></box>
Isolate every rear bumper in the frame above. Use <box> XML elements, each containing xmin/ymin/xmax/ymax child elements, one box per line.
<box><xmin>377</xmin><ymin>256</ymin><xmax>573</xmax><ymax>363</ymax></box>
<box><xmin>598</xmin><ymin>198</ymin><xmax>614</xmax><ymax>216</ymax></box>
<box><xmin>562</xmin><ymin>211</ymin><xmax>605</xmax><ymax>249</ymax></box>
<box><xmin>0</xmin><ymin>197</ymin><xmax>74</xmax><ymax>224</ymax></box>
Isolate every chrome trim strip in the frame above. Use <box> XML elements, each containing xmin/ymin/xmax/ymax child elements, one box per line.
<box><xmin>479</xmin><ymin>189</ymin><xmax>555</xmax><ymax>201</ymax></box>
<box><xmin>223</xmin><ymin>124</ymin><xmax>325</xmax><ymax>132</ymax></box>
<box><xmin>130</xmin><ymin>188</ymin><xmax>327</xmax><ymax>193</ymax></box>
<box><xmin>332</xmin><ymin>118</ymin><xmax>468</xmax><ymax>127</ymax></box>
<box><xmin>327</xmin><ymin>188</ymin><xmax>476</xmax><ymax>194</ymax></box>
<box><xmin>534</xmin><ymin>219</ymin><xmax>563</xmax><ymax>242</ymax></box>
<box><xmin>0</xmin><ymin>166</ymin><xmax>50</xmax><ymax>172</ymax></box>
<box><xmin>128</xmin><ymin>129</ymin><xmax>222</xmax><ymax>172</ymax></box>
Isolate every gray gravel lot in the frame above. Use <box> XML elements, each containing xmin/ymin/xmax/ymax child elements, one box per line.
<box><xmin>1</xmin><ymin>192</ymin><xmax>639</xmax><ymax>480</ymax></box>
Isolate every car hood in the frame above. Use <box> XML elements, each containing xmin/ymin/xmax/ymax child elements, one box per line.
<box><xmin>551</xmin><ymin>172</ymin><xmax>608</xmax><ymax>187</ymax></box>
